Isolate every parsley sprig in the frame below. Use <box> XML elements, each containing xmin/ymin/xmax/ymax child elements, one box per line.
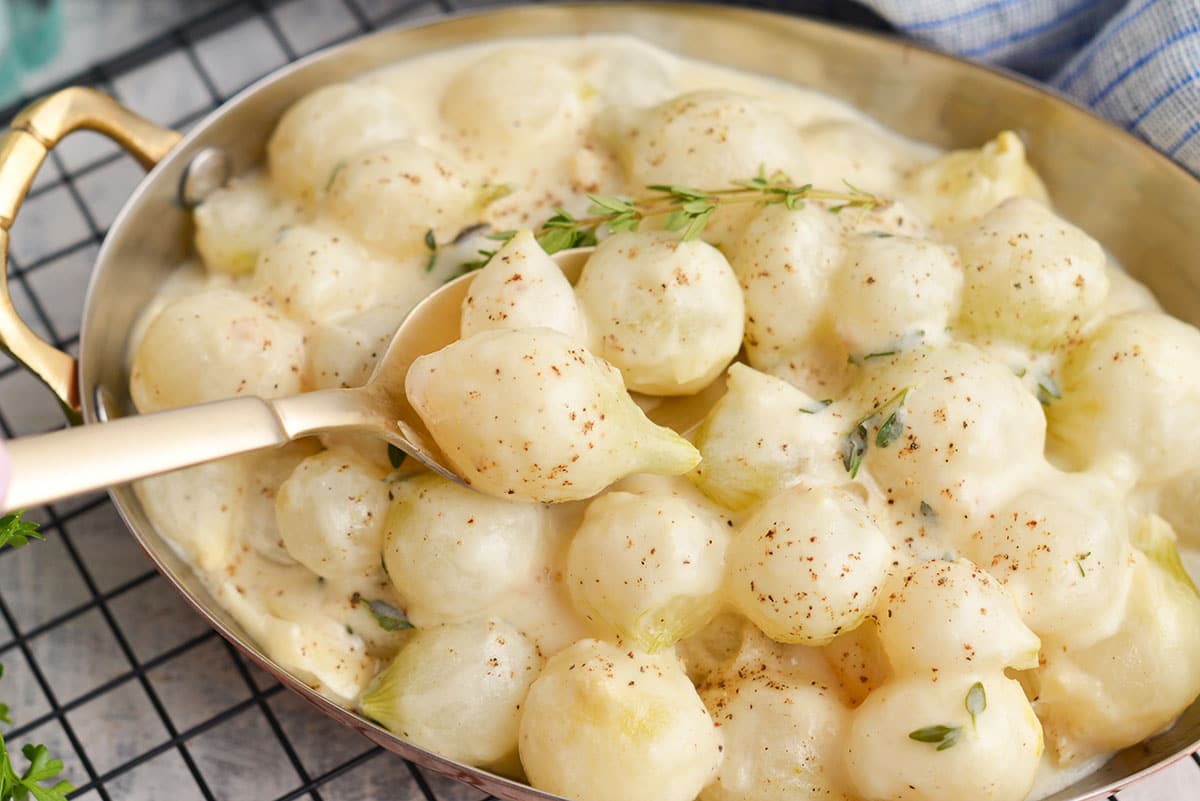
<box><xmin>0</xmin><ymin>740</ymin><xmax>73</xmax><ymax>801</ymax></box>
<box><xmin>0</xmin><ymin>513</ymin><xmax>42</xmax><ymax>551</ymax></box>
<box><xmin>455</xmin><ymin>171</ymin><xmax>887</xmax><ymax>273</ymax></box>
<box><xmin>0</xmin><ymin>515</ymin><xmax>74</xmax><ymax>801</ymax></box>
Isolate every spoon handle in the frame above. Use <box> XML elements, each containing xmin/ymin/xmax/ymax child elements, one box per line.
<box><xmin>2</xmin><ymin>395</ymin><xmax>291</xmax><ymax>513</ymax></box>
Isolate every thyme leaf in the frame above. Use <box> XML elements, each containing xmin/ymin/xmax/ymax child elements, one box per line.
<box><xmin>841</xmin><ymin>423</ymin><xmax>868</xmax><ymax>479</ymax></box>
<box><xmin>325</xmin><ymin>160</ymin><xmax>346</xmax><ymax>192</ymax></box>
<box><xmin>1036</xmin><ymin>374</ymin><xmax>1062</xmax><ymax>406</ymax></box>
<box><xmin>966</xmin><ymin>681</ymin><xmax>987</xmax><ymax>726</ymax></box>
<box><xmin>477</xmin><ymin>183</ymin><xmax>514</xmax><ymax>208</ymax></box>
<box><xmin>586</xmin><ymin>194</ymin><xmax>636</xmax><ymax>215</ymax></box>
<box><xmin>423</xmin><ymin>228</ymin><xmax>438</xmax><ymax>273</ymax></box>
<box><xmin>352</xmin><ymin>593</ymin><xmax>414</xmax><ymax>632</ymax></box>
<box><xmin>875</xmin><ymin>407</ymin><xmax>905</xmax><ymax>448</ymax></box>
<box><xmin>842</xmin><ymin>388</ymin><xmax>910</xmax><ymax>476</ymax></box>
<box><xmin>799</xmin><ymin>399</ymin><xmax>834</xmax><ymax>414</ymax></box>
<box><xmin>908</xmin><ymin>724</ymin><xmax>962</xmax><ymax>751</ymax></box>
<box><xmin>848</xmin><ymin>349</ymin><xmax>897</xmax><ymax>366</ymax></box>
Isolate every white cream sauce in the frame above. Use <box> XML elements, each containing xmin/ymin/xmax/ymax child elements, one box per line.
<box><xmin>126</xmin><ymin>34</ymin><xmax>1200</xmax><ymax>801</ymax></box>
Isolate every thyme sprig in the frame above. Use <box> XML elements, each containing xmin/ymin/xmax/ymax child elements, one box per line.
<box><xmin>454</xmin><ymin>171</ymin><xmax>887</xmax><ymax>274</ymax></box>
<box><xmin>908</xmin><ymin>683</ymin><xmax>987</xmax><ymax>752</ymax></box>
<box><xmin>567</xmin><ymin>172</ymin><xmax>885</xmax><ymax>248</ymax></box>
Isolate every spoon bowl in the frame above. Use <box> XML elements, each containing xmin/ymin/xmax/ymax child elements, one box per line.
<box><xmin>1</xmin><ymin>248</ymin><xmax>722</xmax><ymax>512</ymax></box>
<box><xmin>364</xmin><ymin>248</ymin><xmax>595</xmax><ymax>479</ymax></box>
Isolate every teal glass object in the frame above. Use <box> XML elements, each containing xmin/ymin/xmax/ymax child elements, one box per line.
<box><xmin>0</xmin><ymin>2</ymin><xmax>21</xmax><ymax>107</ymax></box>
<box><xmin>11</xmin><ymin>0</ymin><xmax>61</xmax><ymax>70</ymax></box>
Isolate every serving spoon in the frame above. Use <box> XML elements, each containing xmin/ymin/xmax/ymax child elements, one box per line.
<box><xmin>1</xmin><ymin>249</ymin><xmax>724</xmax><ymax>513</ymax></box>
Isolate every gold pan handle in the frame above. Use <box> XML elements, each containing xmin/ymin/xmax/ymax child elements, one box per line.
<box><xmin>0</xmin><ymin>87</ymin><xmax>181</xmax><ymax>423</ymax></box>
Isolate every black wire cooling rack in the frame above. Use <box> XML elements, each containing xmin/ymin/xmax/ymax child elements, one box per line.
<box><xmin>0</xmin><ymin>1</ymin><xmax>1195</xmax><ymax>799</ymax></box>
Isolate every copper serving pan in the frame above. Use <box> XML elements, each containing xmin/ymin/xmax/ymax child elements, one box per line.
<box><xmin>1</xmin><ymin>5</ymin><xmax>1197</xmax><ymax>800</ymax></box>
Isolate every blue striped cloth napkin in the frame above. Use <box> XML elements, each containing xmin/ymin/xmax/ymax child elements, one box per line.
<box><xmin>859</xmin><ymin>0</ymin><xmax>1200</xmax><ymax>175</ymax></box>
